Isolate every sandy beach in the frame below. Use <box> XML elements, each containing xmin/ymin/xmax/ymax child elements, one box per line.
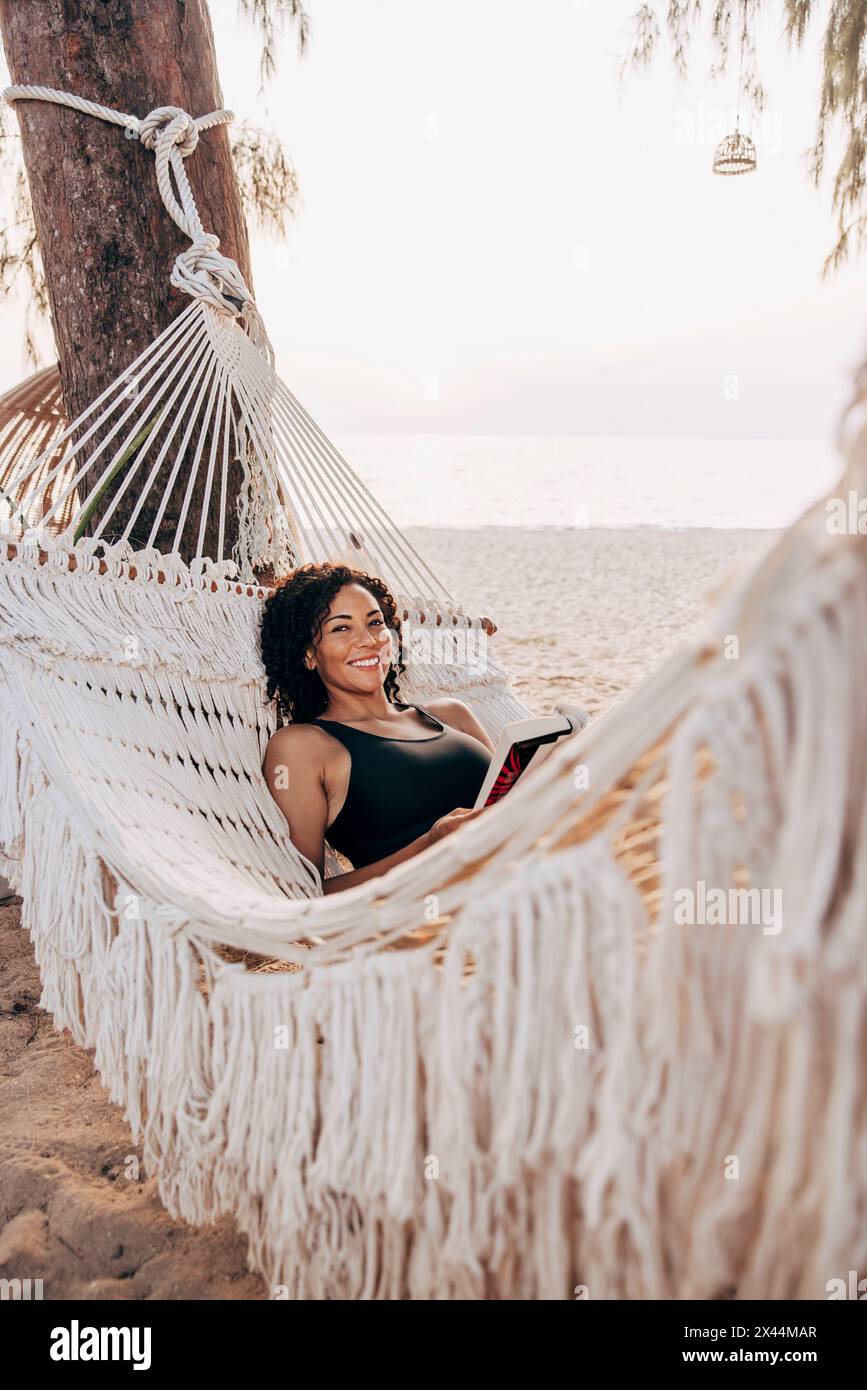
<box><xmin>0</xmin><ymin>525</ymin><xmax>774</xmax><ymax>1298</ymax></box>
<box><xmin>412</xmin><ymin>525</ymin><xmax>775</xmax><ymax>715</ymax></box>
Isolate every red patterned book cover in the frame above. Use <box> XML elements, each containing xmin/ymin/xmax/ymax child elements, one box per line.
<box><xmin>483</xmin><ymin>734</ymin><xmax>561</xmax><ymax>806</ymax></box>
<box><xmin>473</xmin><ymin>707</ymin><xmax>588</xmax><ymax>811</ymax></box>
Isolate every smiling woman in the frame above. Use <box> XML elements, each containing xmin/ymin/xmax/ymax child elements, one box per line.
<box><xmin>258</xmin><ymin>561</ymin><xmax>495</xmax><ymax>894</ymax></box>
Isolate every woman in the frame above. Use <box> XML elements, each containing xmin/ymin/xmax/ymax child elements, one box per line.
<box><xmin>260</xmin><ymin>561</ymin><xmax>496</xmax><ymax>895</ymax></box>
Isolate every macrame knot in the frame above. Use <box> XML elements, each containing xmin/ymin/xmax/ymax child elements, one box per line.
<box><xmin>190</xmin><ymin>555</ymin><xmax>239</xmax><ymax>583</ymax></box>
<box><xmin>171</xmin><ymin>233</ymin><xmax>250</xmax><ymax>315</ymax></box>
<box><xmin>138</xmin><ymin>104</ymin><xmax>199</xmax><ymax>157</ymax></box>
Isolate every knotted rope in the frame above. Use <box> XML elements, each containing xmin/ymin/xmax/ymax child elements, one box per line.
<box><xmin>3</xmin><ymin>84</ymin><xmax>274</xmax><ymax>365</ymax></box>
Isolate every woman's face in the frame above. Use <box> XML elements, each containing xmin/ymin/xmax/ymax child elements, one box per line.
<box><xmin>304</xmin><ymin>582</ymin><xmax>393</xmax><ymax>693</ymax></box>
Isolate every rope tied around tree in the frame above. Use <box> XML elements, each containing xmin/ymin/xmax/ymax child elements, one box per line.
<box><xmin>2</xmin><ymin>84</ymin><xmax>274</xmax><ymax>365</ymax></box>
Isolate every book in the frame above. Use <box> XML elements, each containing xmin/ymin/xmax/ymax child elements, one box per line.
<box><xmin>473</xmin><ymin>704</ymin><xmax>589</xmax><ymax>809</ymax></box>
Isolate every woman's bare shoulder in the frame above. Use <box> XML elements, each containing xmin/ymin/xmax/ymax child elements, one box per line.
<box><xmin>423</xmin><ymin>697</ymin><xmax>496</xmax><ymax>752</ymax></box>
<box><xmin>423</xmin><ymin>695</ymin><xmax>469</xmax><ymax>719</ymax></box>
<box><xmin>262</xmin><ymin>721</ymin><xmax>335</xmax><ymax>772</ymax></box>
<box><xmin>423</xmin><ymin>696</ymin><xmax>478</xmax><ymax>733</ymax></box>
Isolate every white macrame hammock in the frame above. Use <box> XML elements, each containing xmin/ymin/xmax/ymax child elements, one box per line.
<box><xmin>2</xmin><ymin>86</ymin><xmax>866</xmax><ymax>1300</ymax></box>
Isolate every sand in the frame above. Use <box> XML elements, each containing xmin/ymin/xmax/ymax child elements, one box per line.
<box><xmin>0</xmin><ymin>525</ymin><xmax>774</xmax><ymax>1299</ymax></box>
<box><xmin>410</xmin><ymin>526</ymin><xmax>775</xmax><ymax>715</ymax></box>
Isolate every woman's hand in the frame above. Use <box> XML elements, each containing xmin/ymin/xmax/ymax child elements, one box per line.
<box><xmin>426</xmin><ymin>805</ymin><xmax>487</xmax><ymax>846</ymax></box>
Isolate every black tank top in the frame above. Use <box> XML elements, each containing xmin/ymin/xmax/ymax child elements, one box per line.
<box><xmin>310</xmin><ymin>701</ymin><xmax>491</xmax><ymax>869</ymax></box>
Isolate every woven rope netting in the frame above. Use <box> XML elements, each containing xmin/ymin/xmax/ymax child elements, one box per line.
<box><xmin>1</xmin><ymin>84</ymin><xmax>866</xmax><ymax>1299</ymax></box>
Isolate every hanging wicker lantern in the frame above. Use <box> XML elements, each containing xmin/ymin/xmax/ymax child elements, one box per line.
<box><xmin>712</xmin><ymin>1</ymin><xmax>757</xmax><ymax>177</ymax></box>
<box><xmin>713</xmin><ymin>128</ymin><xmax>757</xmax><ymax>176</ymax></box>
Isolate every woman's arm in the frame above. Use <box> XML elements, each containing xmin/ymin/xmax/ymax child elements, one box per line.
<box><xmin>262</xmin><ymin>726</ymin><xmax>330</xmax><ymax>887</ymax></box>
<box><xmin>321</xmin><ymin>804</ymin><xmax>487</xmax><ymax>895</ymax></box>
<box><xmin>320</xmin><ymin>827</ymin><xmax>439</xmax><ymax>895</ymax></box>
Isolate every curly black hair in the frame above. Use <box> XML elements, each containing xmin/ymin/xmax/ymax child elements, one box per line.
<box><xmin>259</xmin><ymin>561</ymin><xmax>406</xmax><ymax>724</ymax></box>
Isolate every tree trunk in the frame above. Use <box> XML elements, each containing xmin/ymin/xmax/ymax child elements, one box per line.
<box><xmin>0</xmin><ymin>0</ymin><xmax>252</xmax><ymax>563</ymax></box>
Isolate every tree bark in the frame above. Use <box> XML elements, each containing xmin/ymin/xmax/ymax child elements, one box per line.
<box><xmin>0</xmin><ymin>0</ymin><xmax>252</xmax><ymax>562</ymax></box>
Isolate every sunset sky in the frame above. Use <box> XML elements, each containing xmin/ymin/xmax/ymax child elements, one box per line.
<box><xmin>1</xmin><ymin>0</ymin><xmax>864</xmax><ymax>440</ymax></box>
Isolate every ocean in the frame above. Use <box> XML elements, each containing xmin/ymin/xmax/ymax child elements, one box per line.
<box><xmin>333</xmin><ymin>434</ymin><xmax>842</xmax><ymax>531</ymax></box>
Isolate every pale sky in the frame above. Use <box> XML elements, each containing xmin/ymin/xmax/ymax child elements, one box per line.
<box><xmin>1</xmin><ymin>0</ymin><xmax>865</xmax><ymax>438</ymax></box>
